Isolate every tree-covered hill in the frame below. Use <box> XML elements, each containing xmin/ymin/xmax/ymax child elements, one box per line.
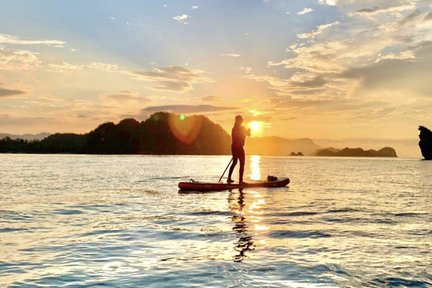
<box><xmin>315</xmin><ymin>147</ymin><xmax>397</xmax><ymax>157</ymax></box>
<box><xmin>0</xmin><ymin>112</ymin><xmax>231</xmax><ymax>155</ymax></box>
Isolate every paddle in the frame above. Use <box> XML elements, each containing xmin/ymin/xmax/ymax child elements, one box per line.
<box><xmin>218</xmin><ymin>157</ymin><xmax>233</xmax><ymax>183</ymax></box>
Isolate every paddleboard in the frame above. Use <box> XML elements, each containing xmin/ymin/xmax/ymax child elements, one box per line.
<box><xmin>178</xmin><ymin>177</ymin><xmax>290</xmax><ymax>192</ymax></box>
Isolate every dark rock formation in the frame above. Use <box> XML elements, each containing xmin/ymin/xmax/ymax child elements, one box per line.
<box><xmin>418</xmin><ymin>126</ymin><xmax>432</xmax><ymax>160</ymax></box>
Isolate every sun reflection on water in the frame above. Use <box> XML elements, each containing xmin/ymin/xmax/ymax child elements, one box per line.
<box><xmin>248</xmin><ymin>155</ymin><xmax>261</xmax><ymax>181</ymax></box>
<box><xmin>228</xmin><ymin>185</ymin><xmax>271</xmax><ymax>262</ymax></box>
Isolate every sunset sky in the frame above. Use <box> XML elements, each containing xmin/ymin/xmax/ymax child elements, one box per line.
<box><xmin>1</xmin><ymin>0</ymin><xmax>431</xmax><ymax>156</ymax></box>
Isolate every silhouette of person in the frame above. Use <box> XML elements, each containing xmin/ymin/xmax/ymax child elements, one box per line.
<box><xmin>227</xmin><ymin>115</ymin><xmax>250</xmax><ymax>184</ymax></box>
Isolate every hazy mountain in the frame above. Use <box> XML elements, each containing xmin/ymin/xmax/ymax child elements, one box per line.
<box><xmin>0</xmin><ymin>133</ymin><xmax>50</xmax><ymax>140</ymax></box>
<box><xmin>246</xmin><ymin>136</ymin><xmax>320</xmax><ymax>156</ymax></box>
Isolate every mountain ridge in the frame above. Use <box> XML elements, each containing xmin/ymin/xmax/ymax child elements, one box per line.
<box><xmin>0</xmin><ymin>112</ymin><xmax>396</xmax><ymax>156</ymax></box>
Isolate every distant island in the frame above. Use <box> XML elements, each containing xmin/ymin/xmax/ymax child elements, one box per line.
<box><xmin>315</xmin><ymin>147</ymin><xmax>397</xmax><ymax>157</ymax></box>
<box><xmin>0</xmin><ymin>112</ymin><xmax>397</xmax><ymax>156</ymax></box>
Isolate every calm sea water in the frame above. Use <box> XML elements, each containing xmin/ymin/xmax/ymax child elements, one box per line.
<box><xmin>1</xmin><ymin>154</ymin><xmax>431</xmax><ymax>287</ymax></box>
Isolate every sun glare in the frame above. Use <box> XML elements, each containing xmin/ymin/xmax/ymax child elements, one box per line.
<box><xmin>249</xmin><ymin>121</ymin><xmax>263</xmax><ymax>136</ymax></box>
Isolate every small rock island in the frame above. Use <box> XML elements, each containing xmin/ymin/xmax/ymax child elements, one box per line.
<box><xmin>315</xmin><ymin>147</ymin><xmax>397</xmax><ymax>157</ymax></box>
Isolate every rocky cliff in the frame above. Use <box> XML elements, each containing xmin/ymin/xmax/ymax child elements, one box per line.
<box><xmin>418</xmin><ymin>126</ymin><xmax>432</xmax><ymax>160</ymax></box>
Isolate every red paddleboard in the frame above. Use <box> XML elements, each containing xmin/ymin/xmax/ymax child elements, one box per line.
<box><xmin>178</xmin><ymin>177</ymin><xmax>290</xmax><ymax>192</ymax></box>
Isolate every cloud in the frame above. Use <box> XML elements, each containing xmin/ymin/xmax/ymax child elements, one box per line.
<box><xmin>192</xmin><ymin>5</ymin><xmax>199</xmax><ymax>9</ymax></box>
<box><xmin>201</xmin><ymin>95</ymin><xmax>222</xmax><ymax>102</ymax></box>
<box><xmin>318</xmin><ymin>0</ymin><xmax>336</xmax><ymax>6</ymax></box>
<box><xmin>0</xmin><ymin>48</ymin><xmax>41</xmax><ymax>70</ymax></box>
<box><xmin>396</xmin><ymin>10</ymin><xmax>424</xmax><ymax>27</ymax></box>
<box><xmin>101</xmin><ymin>91</ymin><xmax>151</xmax><ymax>105</ymax></box>
<box><xmin>351</xmin><ymin>7</ymin><xmax>380</xmax><ymax>15</ymax></box>
<box><xmin>350</xmin><ymin>3</ymin><xmax>416</xmax><ymax>18</ymax></box>
<box><xmin>267</xmin><ymin>96</ymin><xmax>392</xmax><ymax>118</ymax></box>
<box><xmin>173</xmin><ymin>14</ymin><xmax>189</xmax><ymax>24</ymax></box>
<box><xmin>297</xmin><ymin>21</ymin><xmax>340</xmax><ymax>39</ymax></box>
<box><xmin>0</xmin><ymin>33</ymin><xmax>65</xmax><ymax>47</ymax></box>
<box><xmin>290</xmin><ymin>75</ymin><xmax>327</xmax><ymax>88</ymax></box>
<box><xmin>47</xmin><ymin>61</ymin><xmax>121</xmax><ymax>73</ymax></box>
<box><xmin>0</xmin><ymin>114</ymin><xmax>49</xmax><ymax>124</ymax></box>
<box><xmin>341</xmin><ymin>41</ymin><xmax>432</xmax><ymax>96</ymax></box>
<box><xmin>126</xmin><ymin>66</ymin><xmax>213</xmax><ymax>93</ymax></box>
<box><xmin>297</xmin><ymin>8</ymin><xmax>313</xmax><ymax>15</ymax></box>
<box><xmin>240</xmin><ymin>66</ymin><xmax>252</xmax><ymax>74</ymax></box>
<box><xmin>87</xmin><ymin>62</ymin><xmax>121</xmax><ymax>72</ymax></box>
<box><xmin>48</xmin><ymin>62</ymin><xmax>82</xmax><ymax>72</ymax></box>
<box><xmin>220</xmin><ymin>53</ymin><xmax>241</xmax><ymax>57</ymax></box>
<box><xmin>244</xmin><ymin>113</ymin><xmax>273</xmax><ymax>123</ymax></box>
<box><xmin>261</xmin><ymin>0</ymin><xmax>432</xmax><ymax>109</ymax></box>
<box><xmin>269</xmin><ymin>41</ymin><xmax>348</xmax><ymax>73</ymax></box>
<box><xmin>375</xmin><ymin>50</ymin><xmax>415</xmax><ymax>62</ymax></box>
<box><xmin>243</xmin><ymin>72</ymin><xmax>342</xmax><ymax>102</ymax></box>
<box><xmin>0</xmin><ymin>86</ymin><xmax>26</xmax><ymax>97</ymax></box>
<box><xmin>141</xmin><ymin>104</ymin><xmax>237</xmax><ymax>114</ymax></box>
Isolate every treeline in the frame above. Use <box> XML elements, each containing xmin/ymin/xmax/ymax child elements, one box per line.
<box><xmin>0</xmin><ymin>112</ymin><xmax>231</xmax><ymax>154</ymax></box>
<box><xmin>315</xmin><ymin>147</ymin><xmax>397</xmax><ymax>157</ymax></box>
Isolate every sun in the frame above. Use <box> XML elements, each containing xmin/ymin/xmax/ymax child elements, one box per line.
<box><xmin>248</xmin><ymin>121</ymin><xmax>264</xmax><ymax>136</ymax></box>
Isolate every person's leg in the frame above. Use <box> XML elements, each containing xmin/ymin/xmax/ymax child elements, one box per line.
<box><xmin>239</xmin><ymin>148</ymin><xmax>245</xmax><ymax>183</ymax></box>
<box><xmin>227</xmin><ymin>156</ymin><xmax>238</xmax><ymax>183</ymax></box>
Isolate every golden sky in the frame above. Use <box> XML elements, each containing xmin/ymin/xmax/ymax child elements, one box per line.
<box><xmin>1</xmin><ymin>0</ymin><xmax>431</xmax><ymax>156</ymax></box>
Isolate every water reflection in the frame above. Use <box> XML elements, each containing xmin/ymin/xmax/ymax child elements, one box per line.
<box><xmin>228</xmin><ymin>189</ymin><xmax>255</xmax><ymax>262</ymax></box>
<box><xmin>248</xmin><ymin>155</ymin><xmax>261</xmax><ymax>181</ymax></box>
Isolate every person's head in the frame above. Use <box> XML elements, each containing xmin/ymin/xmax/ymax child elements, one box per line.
<box><xmin>234</xmin><ymin>115</ymin><xmax>243</xmax><ymax>125</ymax></box>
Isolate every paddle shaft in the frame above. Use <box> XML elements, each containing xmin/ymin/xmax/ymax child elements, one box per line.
<box><xmin>218</xmin><ymin>158</ymin><xmax>233</xmax><ymax>182</ymax></box>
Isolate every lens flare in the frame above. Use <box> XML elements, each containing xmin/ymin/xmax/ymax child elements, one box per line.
<box><xmin>168</xmin><ymin>114</ymin><xmax>202</xmax><ymax>144</ymax></box>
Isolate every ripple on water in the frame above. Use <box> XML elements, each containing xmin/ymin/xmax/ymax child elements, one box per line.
<box><xmin>183</xmin><ymin>210</ymin><xmax>232</xmax><ymax>217</ymax></box>
<box><xmin>0</xmin><ymin>261</ymin><xmax>33</xmax><ymax>276</ymax></box>
<box><xmin>267</xmin><ymin>230</ymin><xmax>332</xmax><ymax>239</ymax></box>
<box><xmin>326</xmin><ymin>208</ymin><xmax>360</xmax><ymax>214</ymax></box>
<box><xmin>393</xmin><ymin>212</ymin><xmax>428</xmax><ymax>217</ymax></box>
<box><xmin>370</xmin><ymin>277</ymin><xmax>432</xmax><ymax>287</ymax></box>
<box><xmin>52</xmin><ymin>209</ymin><xmax>83</xmax><ymax>215</ymax></box>
<box><xmin>267</xmin><ymin>211</ymin><xmax>320</xmax><ymax>217</ymax></box>
<box><xmin>143</xmin><ymin>228</ymin><xmax>231</xmax><ymax>242</ymax></box>
<box><xmin>0</xmin><ymin>227</ymin><xmax>28</xmax><ymax>233</ymax></box>
<box><xmin>1</xmin><ymin>155</ymin><xmax>431</xmax><ymax>287</ymax></box>
<box><xmin>0</xmin><ymin>210</ymin><xmax>32</xmax><ymax>222</ymax></box>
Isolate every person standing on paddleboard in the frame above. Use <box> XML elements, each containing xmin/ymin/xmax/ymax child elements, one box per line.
<box><xmin>227</xmin><ymin>115</ymin><xmax>250</xmax><ymax>184</ymax></box>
